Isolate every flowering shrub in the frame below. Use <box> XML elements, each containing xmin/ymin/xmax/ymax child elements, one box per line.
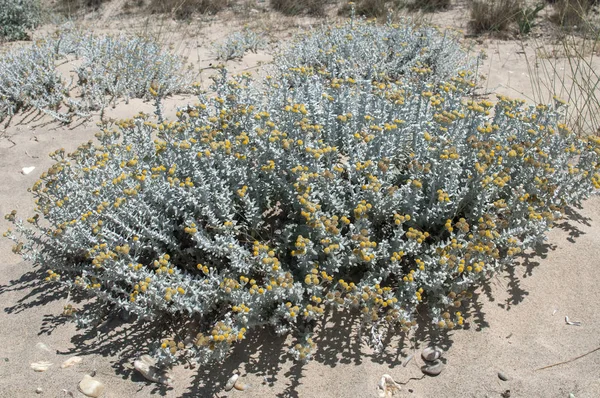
<box><xmin>0</xmin><ymin>31</ymin><xmax>191</xmax><ymax>124</ymax></box>
<box><xmin>5</xmin><ymin>59</ymin><xmax>599</xmax><ymax>368</ymax></box>
<box><xmin>0</xmin><ymin>0</ymin><xmax>41</xmax><ymax>41</ymax></box>
<box><xmin>275</xmin><ymin>15</ymin><xmax>476</xmax><ymax>83</ymax></box>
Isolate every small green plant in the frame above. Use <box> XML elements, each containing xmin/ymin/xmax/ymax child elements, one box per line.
<box><xmin>469</xmin><ymin>0</ymin><xmax>523</xmax><ymax>34</ymax></box>
<box><xmin>0</xmin><ymin>0</ymin><xmax>42</xmax><ymax>41</ymax></box>
<box><xmin>517</xmin><ymin>3</ymin><xmax>545</xmax><ymax>34</ymax></box>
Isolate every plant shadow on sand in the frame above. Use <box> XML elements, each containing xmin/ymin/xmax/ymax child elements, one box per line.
<box><xmin>0</xmin><ymin>206</ymin><xmax>592</xmax><ymax>397</ymax></box>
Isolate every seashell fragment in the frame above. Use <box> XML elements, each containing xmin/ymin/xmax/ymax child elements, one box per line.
<box><xmin>36</xmin><ymin>342</ymin><xmax>51</xmax><ymax>353</ymax></box>
<box><xmin>22</xmin><ymin>166</ymin><xmax>35</xmax><ymax>175</ymax></box>
<box><xmin>376</xmin><ymin>374</ymin><xmax>401</xmax><ymax>397</ymax></box>
<box><xmin>421</xmin><ymin>359</ymin><xmax>444</xmax><ymax>376</ymax></box>
<box><xmin>133</xmin><ymin>355</ymin><xmax>173</xmax><ymax>386</ymax></box>
<box><xmin>31</xmin><ymin>361</ymin><xmax>53</xmax><ymax>372</ymax></box>
<box><xmin>35</xmin><ymin>387</ymin><xmax>43</xmax><ymax>394</ymax></box>
<box><xmin>224</xmin><ymin>374</ymin><xmax>239</xmax><ymax>391</ymax></box>
<box><xmin>78</xmin><ymin>375</ymin><xmax>104</xmax><ymax>397</ymax></box>
<box><xmin>234</xmin><ymin>378</ymin><xmax>249</xmax><ymax>391</ymax></box>
<box><xmin>498</xmin><ymin>372</ymin><xmax>509</xmax><ymax>381</ymax></box>
<box><xmin>421</xmin><ymin>346</ymin><xmax>442</xmax><ymax>362</ymax></box>
<box><xmin>61</xmin><ymin>356</ymin><xmax>82</xmax><ymax>368</ymax></box>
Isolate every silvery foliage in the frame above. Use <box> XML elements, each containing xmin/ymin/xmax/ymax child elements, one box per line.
<box><xmin>5</xmin><ymin>60</ymin><xmax>599</xmax><ymax>367</ymax></box>
<box><xmin>0</xmin><ymin>0</ymin><xmax>41</xmax><ymax>41</ymax></box>
<box><xmin>275</xmin><ymin>15</ymin><xmax>477</xmax><ymax>82</ymax></box>
<box><xmin>0</xmin><ymin>39</ymin><xmax>74</xmax><ymax>123</ymax></box>
<box><xmin>213</xmin><ymin>28</ymin><xmax>266</xmax><ymax>61</ymax></box>
<box><xmin>0</xmin><ymin>30</ymin><xmax>191</xmax><ymax>124</ymax></box>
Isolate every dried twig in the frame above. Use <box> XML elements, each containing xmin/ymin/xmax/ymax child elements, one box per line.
<box><xmin>535</xmin><ymin>346</ymin><xmax>600</xmax><ymax>371</ymax></box>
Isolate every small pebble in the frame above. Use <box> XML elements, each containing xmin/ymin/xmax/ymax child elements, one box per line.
<box><xmin>421</xmin><ymin>346</ymin><xmax>442</xmax><ymax>362</ymax></box>
<box><xmin>421</xmin><ymin>359</ymin><xmax>444</xmax><ymax>376</ymax></box>
<box><xmin>498</xmin><ymin>372</ymin><xmax>509</xmax><ymax>381</ymax></box>
<box><xmin>78</xmin><ymin>375</ymin><xmax>104</xmax><ymax>398</ymax></box>
<box><xmin>36</xmin><ymin>387</ymin><xmax>43</xmax><ymax>394</ymax></box>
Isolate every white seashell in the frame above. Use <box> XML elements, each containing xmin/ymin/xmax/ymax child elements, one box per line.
<box><xmin>35</xmin><ymin>387</ymin><xmax>43</xmax><ymax>394</ymax></box>
<box><xmin>61</xmin><ymin>356</ymin><xmax>82</xmax><ymax>368</ymax></box>
<box><xmin>421</xmin><ymin>346</ymin><xmax>442</xmax><ymax>362</ymax></box>
<box><xmin>36</xmin><ymin>342</ymin><xmax>51</xmax><ymax>353</ymax></box>
<box><xmin>376</xmin><ymin>374</ymin><xmax>401</xmax><ymax>397</ymax></box>
<box><xmin>234</xmin><ymin>378</ymin><xmax>249</xmax><ymax>391</ymax></box>
<box><xmin>421</xmin><ymin>359</ymin><xmax>444</xmax><ymax>376</ymax></box>
<box><xmin>78</xmin><ymin>375</ymin><xmax>105</xmax><ymax>397</ymax></box>
<box><xmin>31</xmin><ymin>361</ymin><xmax>53</xmax><ymax>372</ymax></box>
<box><xmin>22</xmin><ymin>166</ymin><xmax>35</xmax><ymax>175</ymax></box>
<box><xmin>133</xmin><ymin>356</ymin><xmax>173</xmax><ymax>386</ymax></box>
<box><xmin>224</xmin><ymin>374</ymin><xmax>239</xmax><ymax>391</ymax></box>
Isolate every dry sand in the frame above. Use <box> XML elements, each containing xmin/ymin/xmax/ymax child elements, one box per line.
<box><xmin>1</xmin><ymin>2</ymin><xmax>600</xmax><ymax>397</ymax></box>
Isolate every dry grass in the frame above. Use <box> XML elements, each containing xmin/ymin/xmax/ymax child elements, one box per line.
<box><xmin>469</xmin><ymin>0</ymin><xmax>523</xmax><ymax>34</ymax></box>
<box><xmin>54</xmin><ymin>0</ymin><xmax>110</xmax><ymax>15</ymax></box>
<box><xmin>270</xmin><ymin>0</ymin><xmax>326</xmax><ymax>16</ymax></box>
<box><xmin>523</xmin><ymin>29</ymin><xmax>600</xmax><ymax>136</ymax></box>
<box><xmin>407</xmin><ymin>0</ymin><xmax>451</xmax><ymax>12</ymax></box>
<box><xmin>149</xmin><ymin>0</ymin><xmax>228</xmax><ymax>19</ymax></box>
<box><xmin>550</xmin><ymin>0</ymin><xmax>594</xmax><ymax>28</ymax></box>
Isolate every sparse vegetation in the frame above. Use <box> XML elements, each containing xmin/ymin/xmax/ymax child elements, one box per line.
<box><xmin>516</xmin><ymin>2</ymin><xmax>546</xmax><ymax>34</ymax></box>
<box><xmin>551</xmin><ymin>0</ymin><xmax>594</xmax><ymax>28</ymax></box>
<box><xmin>469</xmin><ymin>0</ymin><xmax>523</xmax><ymax>34</ymax></box>
<box><xmin>407</xmin><ymin>0</ymin><xmax>452</xmax><ymax>12</ymax></box>
<box><xmin>149</xmin><ymin>0</ymin><xmax>227</xmax><ymax>19</ymax></box>
<box><xmin>270</xmin><ymin>0</ymin><xmax>326</xmax><ymax>16</ymax></box>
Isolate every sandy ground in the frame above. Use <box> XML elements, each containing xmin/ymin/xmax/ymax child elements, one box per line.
<box><xmin>1</xmin><ymin>1</ymin><xmax>600</xmax><ymax>397</ymax></box>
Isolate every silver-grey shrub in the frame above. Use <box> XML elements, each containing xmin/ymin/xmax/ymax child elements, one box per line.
<box><xmin>214</xmin><ymin>28</ymin><xmax>266</xmax><ymax>61</ymax></box>
<box><xmin>275</xmin><ymin>15</ymin><xmax>477</xmax><ymax>83</ymax></box>
<box><xmin>0</xmin><ymin>0</ymin><xmax>42</xmax><ymax>42</ymax></box>
<box><xmin>5</xmin><ymin>64</ymin><xmax>599</xmax><ymax>367</ymax></box>
<box><xmin>0</xmin><ymin>31</ymin><xmax>191</xmax><ymax>124</ymax></box>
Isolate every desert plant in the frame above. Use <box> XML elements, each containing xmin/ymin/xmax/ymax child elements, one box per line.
<box><xmin>0</xmin><ymin>40</ymin><xmax>74</xmax><ymax>123</ymax></box>
<box><xmin>516</xmin><ymin>2</ymin><xmax>546</xmax><ymax>34</ymax></box>
<box><xmin>275</xmin><ymin>15</ymin><xmax>477</xmax><ymax>84</ymax></box>
<box><xmin>0</xmin><ymin>0</ymin><xmax>42</xmax><ymax>41</ymax></box>
<box><xmin>5</xmin><ymin>55</ymin><xmax>599</xmax><ymax>370</ymax></box>
<box><xmin>213</xmin><ymin>28</ymin><xmax>266</xmax><ymax>61</ymax></box>
<box><xmin>469</xmin><ymin>0</ymin><xmax>523</xmax><ymax>34</ymax></box>
<box><xmin>0</xmin><ymin>31</ymin><xmax>192</xmax><ymax>125</ymax></box>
